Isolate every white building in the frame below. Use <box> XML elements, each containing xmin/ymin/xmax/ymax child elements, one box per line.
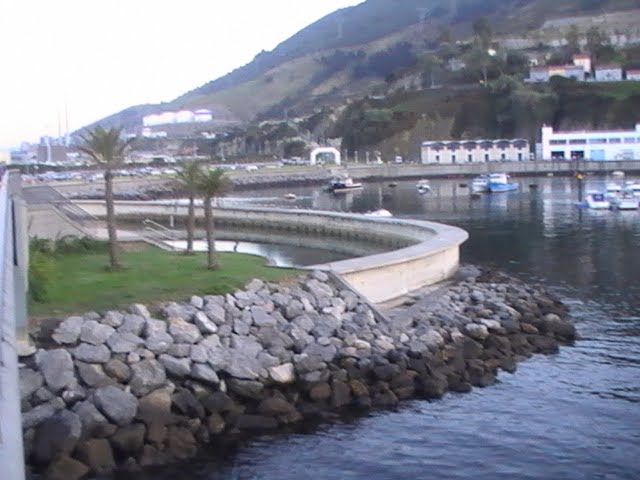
<box><xmin>594</xmin><ymin>65</ymin><xmax>623</xmax><ymax>82</ymax></box>
<box><xmin>572</xmin><ymin>54</ymin><xmax>592</xmax><ymax>74</ymax></box>
<box><xmin>541</xmin><ymin>124</ymin><xmax>640</xmax><ymax>161</ymax></box>
<box><xmin>627</xmin><ymin>69</ymin><xmax>640</xmax><ymax>81</ymax></box>
<box><xmin>421</xmin><ymin>139</ymin><xmax>530</xmax><ymax>164</ymax></box>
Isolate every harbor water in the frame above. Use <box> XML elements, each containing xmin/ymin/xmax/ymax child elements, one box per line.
<box><xmin>131</xmin><ymin>176</ymin><xmax>640</xmax><ymax>480</ymax></box>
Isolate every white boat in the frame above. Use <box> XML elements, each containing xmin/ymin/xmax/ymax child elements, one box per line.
<box><xmin>364</xmin><ymin>209</ymin><xmax>393</xmax><ymax>217</ymax></box>
<box><xmin>612</xmin><ymin>171</ymin><xmax>625</xmax><ymax>177</ymax></box>
<box><xmin>327</xmin><ymin>176</ymin><xmax>363</xmax><ymax>193</ymax></box>
<box><xmin>284</xmin><ymin>193</ymin><xmax>297</xmax><ymax>200</ymax></box>
<box><xmin>611</xmin><ymin>193</ymin><xmax>639</xmax><ymax>210</ymax></box>
<box><xmin>416</xmin><ymin>179</ymin><xmax>431</xmax><ymax>193</ymax></box>
<box><xmin>606</xmin><ymin>183</ymin><xmax>622</xmax><ymax>194</ymax></box>
<box><xmin>585</xmin><ymin>192</ymin><xmax>610</xmax><ymax>210</ymax></box>
<box><xmin>624</xmin><ymin>182</ymin><xmax>640</xmax><ymax>197</ymax></box>
<box><xmin>471</xmin><ymin>175</ymin><xmax>490</xmax><ymax>193</ymax></box>
<box><xmin>487</xmin><ymin>173</ymin><xmax>519</xmax><ymax>193</ymax></box>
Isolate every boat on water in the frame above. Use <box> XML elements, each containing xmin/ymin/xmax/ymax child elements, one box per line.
<box><xmin>487</xmin><ymin>173</ymin><xmax>519</xmax><ymax>193</ymax></box>
<box><xmin>606</xmin><ymin>183</ymin><xmax>622</xmax><ymax>195</ymax></box>
<box><xmin>327</xmin><ymin>176</ymin><xmax>363</xmax><ymax>193</ymax></box>
<box><xmin>416</xmin><ymin>179</ymin><xmax>431</xmax><ymax>193</ymax></box>
<box><xmin>471</xmin><ymin>175</ymin><xmax>490</xmax><ymax>193</ymax></box>
<box><xmin>585</xmin><ymin>192</ymin><xmax>611</xmax><ymax>210</ymax></box>
<box><xmin>284</xmin><ymin>193</ymin><xmax>297</xmax><ymax>200</ymax></box>
<box><xmin>364</xmin><ymin>208</ymin><xmax>393</xmax><ymax>218</ymax></box>
<box><xmin>610</xmin><ymin>192</ymin><xmax>639</xmax><ymax>210</ymax></box>
<box><xmin>624</xmin><ymin>182</ymin><xmax>640</xmax><ymax>197</ymax></box>
<box><xmin>612</xmin><ymin>170</ymin><xmax>625</xmax><ymax>177</ymax></box>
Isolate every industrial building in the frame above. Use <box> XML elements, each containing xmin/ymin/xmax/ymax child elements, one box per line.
<box><xmin>421</xmin><ymin>139</ymin><xmax>530</xmax><ymax>164</ymax></box>
<box><xmin>541</xmin><ymin>124</ymin><xmax>640</xmax><ymax>161</ymax></box>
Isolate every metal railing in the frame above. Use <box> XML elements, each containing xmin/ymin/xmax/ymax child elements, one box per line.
<box><xmin>0</xmin><ymin>170</ymin><xmax>26</xmax><ymax>480</ymax></box>
<box><xmin>141</xmin><ymin>218</ymin><xmax>181</xmax><ymax>250</ymax></box>
<box><xmin>23</xmin><ymin>185</ymin><xmax>97</xmax><ymax>226</ymax></box>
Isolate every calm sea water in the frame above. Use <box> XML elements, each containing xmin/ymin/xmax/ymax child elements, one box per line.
<box><xmin>148</xmin><ymin>176</ymin><xmax>640</xmax><ymax>479</ymax></box>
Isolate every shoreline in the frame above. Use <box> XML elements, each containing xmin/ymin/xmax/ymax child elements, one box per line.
<box><xmin>20</xmin><ymin>266</ymin><xmax>576</xmax><ymax>479</ymax></box>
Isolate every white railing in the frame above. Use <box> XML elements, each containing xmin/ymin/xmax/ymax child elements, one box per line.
<box><xmin>0</xmin><ymin>170</ymin><xmax>26</xmax><ymax>480</ymax></box>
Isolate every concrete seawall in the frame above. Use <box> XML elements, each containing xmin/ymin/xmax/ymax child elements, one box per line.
<box><xmin>73</xmin><ymin>201</ymin><xmax>468</xmax><ymax>304</ymax></box>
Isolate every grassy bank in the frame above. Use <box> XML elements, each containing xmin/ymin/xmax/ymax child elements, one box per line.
<box><xmin>29</xmin><ymin>245</ymin><xmax>298</xmax><ymax>318</ymax></box>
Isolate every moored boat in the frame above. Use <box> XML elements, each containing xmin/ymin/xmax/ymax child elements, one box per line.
<box><xmin>327</xmin><ymin>176</ymin><xmax>363</xmax><ymax>193</ymax></box>
<box><xmin>364</xmin><ymin>208</ymin><xmax>393</xmax><ymax>217</ymax></box>
<box><xmin>610</xmin><ymin>193</ymin><xmax>639</xmax><ymax>210</ymax></box>
<box><xmin>416</xmin><ymin>179</ymin><xmax>431</xmax><ymax>193</ymax></box>
<box><xmin>487</xmin><ymin>173</ymin><xmax>519</xmax><ymax>193</ymax></box>
<box><xmin>471</xmin><ymin>175</ymin><xmax>489</xmax><ymax>193</ymax></box>
<box><xmin>585</xmin><ymin>192</ymin><xmax>610</xmax><ymax>210</ymax></box>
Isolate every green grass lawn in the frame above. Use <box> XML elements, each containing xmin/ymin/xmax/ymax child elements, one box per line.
<box><xmin>29</xmin><ymin>246</ymin><xmax>299</xmax><ymax>318</ymax></box>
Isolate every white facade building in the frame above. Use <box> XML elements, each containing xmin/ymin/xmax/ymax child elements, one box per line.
<box><xmin>142</xmin><ymin>109</ymin><xmax>214</xmax><ymax>127</ymax></box>
<box><xmin>541</xmin><ymin>124</ymin><xmax>640</xmax><ymax>161</ymax></box>
<box><xmin>421</xmin><ymin>139</ymin><xmax>530</xmax><ymax>164</ymax></box>
<box><xmin>595</xmin><ymin>65</ymin><xmax>623</xmax><ymax>82</ymax></box>
<box><xmin>627</xmin><ymin>69</ymin><xmax>640</xmax><ymax>81</ymax></box>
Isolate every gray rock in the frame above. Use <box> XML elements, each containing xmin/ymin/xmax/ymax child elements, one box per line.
<box><xmin>107</xmin><ymin>332</ymin><xmax>145</xmax><ymax>353</ymax></box>
<box><xmin>284</xmin><ymin>300</ymin><xmax>304</xmax><ymax>320</ymax></box>
<box><xmin>20</xmin><ymin>368</ymin><xmax>43</xmax><ymax>399</ymax></box>
<box><xmin>145</xmin><ymin>332</ymin><xmax>174</xmax><ymax>354</ymax></box>
<box><xmin>118</xmin><ymin>314</ymin><xmax>146</xmax><ymax>336</ymax></box>
<box><xmin>102</xmin><ymin>311</ymin><xmax>124</xmax><ymax>328</ymax></box>
<box><xmin>32</xmin><ymin>386</ymin><xmax>55</xmax><ymax>404</ymax></box>
<box><xmin>72</xmin><ymin>401</ymin><xmax>112</xmax><ymax>438</ymax></box>
<box><xmin>255</xmin><ymin>327</ymin><xmax>294</xmax><ymax>350</ymax></box>
<box><xmin>293</xmin><ymin>353</ymin><xmax>326</xmax><ymax>374</ymax></box>
<box><xmin>169</xmin><ymin>318</ymin><xmax>202</xmax><ymax>344</ymax></box>
<box><xmin>190</xmin><ymin>364</ymin><xmax>220</xmax><ymax>384</ymax></box>
<box><xmin>110</xmin><ymin>423</ymin><xmax>147</xmax><ymax>455</ymax></box>
<box><xmin>129</xmin><ymin>359</ymin><xmax>167</xmax><ymax>396</ymax></box>
<box><xmin>312</xmin><ymin>315</ymin><xmax>341</xmax><ymax>338</ymax></box>
<box><xmin>190</xmin><ymin>295</ymin><xmax>204</xmax><ymax>309</ymax></box>
<box><xmin>305</xmin><ymin>279</ymin><xmax>334</xmax><ymax>300</ymax></box>
<box><xmin>36</xmin><ymin>349</ymin><xmax>75</xmax><ymax>393</ymax></box>
<box><xmin>268</xmin><ymin>363</ymin><xmax>295</xmax><ymax>384</ymax></box>
<box><xmin>136</xmin><ymin>389</ymin><xmax>172</xmax><ymax>425</ymax></box>
<box><xmin>251</xmin><ymin>306</ymin><xmax>276</xmax><ymax>327</ymax></box>
<box><xmin>79</xmin><ymin>320</ymin><xmax>115</xmax><ymax>345</ymax></box>
<box><xmin>206</xmin><ymin>347</ymin><xmax>229</xmax><ymax>370</ymax></box>
<box><xmin>293</xmin><ymin>315</ymin><xmax>315</xmax><ymax>332</ymax></box>
<box><xmin>190</xmin><ymin>344</ymin><xmax>208</xmax><ymax>363</ymax></box>
<box><xmin>93</xmin><ymin>386</ymin><xmax>138</xmax><ymax>426</ymax></box>
<box><xmin>227</xmin><ymin>379</ymin><xmax>264</xmax><ymax>399</ymax></box>
<box><xmin>224</xmin><ymin>351</ymin><xmax>262</xmax><ymax>380</ymax></box>
<box><xmin>312</xmin><ymin>270</ymin><xmax>329</xmax><ymax>282</ymax></box>
<box><xmin>127</xmin><ymin>352</ymin><xmax>141</xmax><ymax>363</ymax></box>
<box><xmin>62</xmin><ymin>381</ymin><xmax>87</xmax><ymax>406</ymax></box>
<box><xmin>52</xmin><ymin>316</ymin><xmax>84</xmax><ymax>345</ymax></box>
<box><xmin>22</xmin><ymin>398</ymin><xmax>66</xmax><ymax>429</ymax></box>
<box><xmin>76</xmin><ymin>438</ymin><xmax>116</xmax><ymax>475</ymax></box>
<box><xmin>129</xmin><ymin>304</ymin><xmax>151</xmax><ymax>319</ymax></box>
<box><xmin>303</xmin><ymin>342</ymin><xmax>337</xmax><ymax>363</ymax></box>
<box><xmin>73</xmin><ymin>343</ymin><xmax>111</xmax><ymax>363</ymax></box>
<box><xmin>230</xmin><ymin>335</ymin><xmax>263</xmax><ymax>358</ymax></box>
<box><xmin>33</xmin><ymin>410</ymin><xmax>82</xmax><ymax>463</ymax></box>
<box><xmin>204</xmin><ymin>303</ymin><xmax>226</xmax><ymax>325</ymax></box>
<box><xmin>158</xmin><ymin>354</ymin><xmax>191</xmax><ymax>378</ymax></box>
<box><xmin>233</xmin><ymin>314</ymin><xmax>251</xmax><ymax>336</ymax></box>
<box><xmin>246</xmin><ymin>278</ymin><xmax>264</xmax><ymax>292</ymax></box>
<box><xmin>420</xmin><ymin>330</ymin><xmax>445</xmax><ymax>350</ymax></box>
<box><xmin>194</xmin><ymin>311</ymin><xmax>218</xmax><ymax>334</ymax></box>
<box><xmin>144</xmin><ymin>318</ymin><xmax>168</xmax><ymax>337</ymax></box>
<box><xmin>465</xmin><ymin>323</ymin><xmax>490</xmax><ymax>341</ymax></box>
<box><xmin>76</xmin><ymin>362</ymin><xmax>111</xmax><ymax>387</ymax></box>
<box><xmin>167</xmin><ymin>343</ymin><xmax>191</xmax><ymax>357</ymax></box>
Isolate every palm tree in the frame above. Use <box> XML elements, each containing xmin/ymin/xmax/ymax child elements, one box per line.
<box><xmin>197</xmin><ymin>168</ymin><xmax>230</xmax><ymax>269</ymax></box>
<box><xmin>78</xmin><ymin>126</ymin><xmax>134</xmax><ymax>270</ymax></box>
<box><xmin>174</xmin><ymin>161</ymin><xmax>203</xmax><ymax>254</ymax></box>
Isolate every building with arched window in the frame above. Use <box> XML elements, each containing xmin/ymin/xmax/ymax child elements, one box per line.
<box><xmin>421</xmin><ymin>138</ymin><xmax>530</xmax><ymax>164</ymax></box>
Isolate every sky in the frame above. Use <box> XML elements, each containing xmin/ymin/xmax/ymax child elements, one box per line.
<box><xmin>0</xmin><ymin>0</ymin><xmax>363</xmax><ymax>148</ymax></box>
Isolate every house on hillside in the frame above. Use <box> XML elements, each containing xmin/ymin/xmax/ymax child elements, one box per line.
<box><xmin>626</xmin><ymin>69</ymin><xmax>640</xmax><ymax>81</ymax></box>
<box><xmin>541</xmin><ymin>124</ymin><xmax>640</xmax><ymax>161</ymax></box>
<box><xmin>595</xmin><ymin>65</ymin><xmax>623</xmax><ymax>82</ymax></box>
<box><xmin>421</xmin><ymin>139</ymin><xmax>530</xmax><ymax>164</ymax></box>
<box><xmin>572</xmin><ymin>54</ymin><xmax>592</xmax><ymax>75</ymax></box>
<box><xmin>527</xmin><ymin>64</ymin><xmax>584</xmax><ymax>83</ymax></box>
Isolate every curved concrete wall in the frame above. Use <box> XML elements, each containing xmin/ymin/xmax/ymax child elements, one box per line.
<box><xmin>74</xmin><ymin>200</ymin><xmax>469</xmax><ymax>303</ymax></box>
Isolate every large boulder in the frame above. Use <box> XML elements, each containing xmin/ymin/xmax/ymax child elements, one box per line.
<box><xmin>52</xmin><ymin>316</ymin><xmax>84</xmax><ymax>345</ymax></box>
<box><xmin>79</xmin><ymin>320</ymin><xmax>115</xmax><ymax>345</ymax></box>
<box><xmin>168</xmin><ymin>318</ymin><xmax>202</xmax><ymax>344</ymax></box>
<box><xmin>107</xmin><ymin>332</ymin><xmax>145</xmax><ymax>353</ymax></box>
<box><xmin>76</xmin><ymin>438</ymin><xmax>116</xmax><ymax>475</ymax></box>
<box><xmin>93</xmin><ymin>386</ymin><xmax>138</xmax><ymax>426</ymax></box>
<box><xmin>19</xmin><ymin>368</ymin><xmax>44</xmax><ymax>400</ymax></box>
<box><xmin>73</xmin><ymin>343</ymin><xmax>112</xmax><ymax>363</ymax></box>
<box><xmin>159</xmin><ymin>354</ymin><xmax>191</xmax><ymax>378</ymax></box>
<box><xmin>136</xmin><ymin>389</ymin><xmax>172</xmax><ymax>425</ymax></box>
<box><xmin>46</xmin><ymin>456</ymin><xmax>89</xmax><ymax>480</ymax></box>
<box><xmin>32</xmin><ymin>410</ymin><xmax>82</xmax><ymax>463</ymax></box>
<box><xmin>129</xmin><ymin>359</ymin><xmax>167</xmax><ymax>396</ymax></box>
<box><xmin>76</xmin><ymin>362</ymin><xmax>111</xmax><ymax>388</ymax></box>
<box><xmin>72</xmin><ymin>400</ymin><xmax>113</xmax><ymax>438</ymax></box>
<box><xmin>35</xmin><ymin>349</ymin><xmax>75</xmax><ymax>393</ymax></box>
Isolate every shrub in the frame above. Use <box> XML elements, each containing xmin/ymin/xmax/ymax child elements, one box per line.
<box><xmin>54</xmin><ymin>236</ymin><xmax>108</xmax><ymax>255</ymax></box>
<box><xmin>29</xmin><ymin>250</ymin><xmax>55</xmax><ymax>303</ymax></box>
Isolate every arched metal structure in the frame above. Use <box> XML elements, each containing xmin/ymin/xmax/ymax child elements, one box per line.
<box><xmin>310</xmin><ymin>147</ymin><xmax>341</xmax><ymax>165</ymax></box>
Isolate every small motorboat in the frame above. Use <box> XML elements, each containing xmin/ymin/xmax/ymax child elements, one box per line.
<box><xmin>585</xmin><ymin>192</ymin><xmax>610</xmax><ymax>210</ymax></box>
<box><xmin>416</xmin><ymin>179</ymin><xmax>431</xmax><ymax>193</ymax></box>
<box><xmin>364</xmin><ymin>209</ymin><xmax>393</xmax><ymax>218</ymax></box>
<box><xmin>388</xmin><ymin>182</ymin><xmax>398</xmax><ymax>188</ymax></box>
<box><xmin>606</xmin><ymin>183</ymin><xmax>622</xmax><ymax>194</ymax></box>
<box><xmin>612</xmin><ymin>171</ymin><xmax>625</xmax><ymax>177</ymax></box>
<box><xmin>487</xmin><ymin>173</ymin><xmax>519</xmax><ymax>193</ymax></box>
<box><xmin>610</xmin><ymin>192</ymin><xmax>639</xmax><ymax>210</ymax></box>
<box><xmin>624</xmin><ymin>182</ymin><xmax>640</xmax><ymax>197</ymax></box>
<box><xmin>471</xmin><ymin>175</ymin><xmax>489</xmax><ymax>193</ymax></box>
<box><xmin>284</xmin><ymin>193</ymin><xmax>297</xmax><ymax>200</ymax></box>
<box><xmin>327</xmin><ymin>176</ymin><xmax>363</xmax><ymax>193</ymax></box>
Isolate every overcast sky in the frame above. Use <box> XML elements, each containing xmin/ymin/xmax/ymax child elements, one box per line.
<box><xmin>0</xmin><ymin>0</ymin><xmax>363</xmax><ymax>148</ymax></box>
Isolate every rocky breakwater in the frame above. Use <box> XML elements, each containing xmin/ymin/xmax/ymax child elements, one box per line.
<box><xmin>19</xmin><ymin>269</ymin><xmax>576</xmax><ymax>479</ymax></box>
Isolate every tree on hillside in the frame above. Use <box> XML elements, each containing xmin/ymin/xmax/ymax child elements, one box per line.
<box><xmin>421</xmin><ymin>54</ymin><xmax>444</xmax><ymax>88</ymax></box>
<box><xmin>197</xmin><ymin>169</ymin><xmax>230</xmax><ymax>269</ymax></box>
<box><xmin>175</xmin><ymin>161</ymin><xmax>203</xmax><ymax>254</ymax></box>
<box><xmin>566</xmin><ymin>25</ymin><xmax>581</xmax><ymax>54</ymax></box>
<box><xmin>586</xmin><ymin>26</ymin><xmax>608</xmax><ymax>60</ymax></box>
<box><xmin>472</xmin><ymin>16</ymin><xmax>493</xmax><ymax>51</ymax></box>
<box><xmin>78</xmin><ymin>126</ymin><xmax>134</xmax><ymax>270</ymax></box>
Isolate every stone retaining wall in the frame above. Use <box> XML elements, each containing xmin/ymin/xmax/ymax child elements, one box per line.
<box><xmin>20</xmin><ymin>269</ymin><xmax>576</xmax><ymax>479</ymax></box>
